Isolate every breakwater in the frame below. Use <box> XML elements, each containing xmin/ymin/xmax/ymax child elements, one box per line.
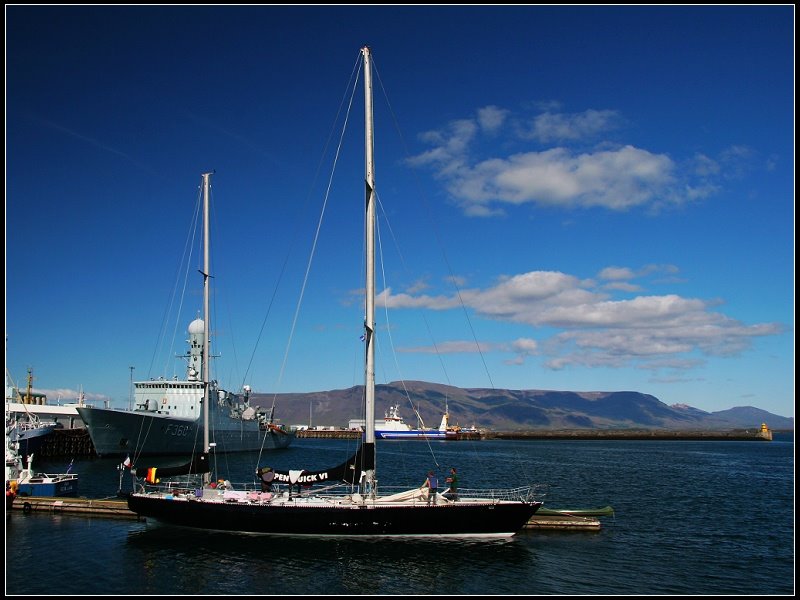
<box><xmin>295</xmin><ymin>427</ymin><xmax>774</xmax><ymax>441</ymax></box>
<box><xmin>486</xmin><ymin>428</ymin><xmax>774</xmax><ymax>441</ymax></box>
<box><xmin>31</xmin><ymin>425</ymin><xmax>775</xmax><ymax>458</ymax></box>
<box><xmin>296</xmin><ymin>429</ymin><xmax>361</xmax><ymax>439</ymax></box>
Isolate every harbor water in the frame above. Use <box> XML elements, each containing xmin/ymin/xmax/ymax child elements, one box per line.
<box><xmin>5</xmin><ymin>434</ymin><xmax>794</xmax><ymax>595</ymax></box>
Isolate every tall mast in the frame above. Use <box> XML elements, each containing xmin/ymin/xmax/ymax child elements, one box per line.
<box><xmin>201</xmin><ymin>172</ymin><xmax>212</xmax><ymax>478</ymax></box>
<box><xmin>362</xmin><ymin>45</ymin><xmax>376</xmax><ymax>490</ymax></box>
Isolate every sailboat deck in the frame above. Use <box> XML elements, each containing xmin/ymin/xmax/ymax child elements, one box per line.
<box><xmin>133</xmin><ymin>482</ymin><xmax>537</xmax><ymax>508</ymax></box>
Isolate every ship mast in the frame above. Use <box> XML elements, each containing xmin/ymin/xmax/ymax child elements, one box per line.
<box><xmin>200</xmin><ymin>172</ymin><xmax>212</xmax><ymax>484</ymax></box>
<box><xmin>25</xmin><ymin>368</ymin><xmax>33</xmax><ymax>404</ymax></box>
<box><xmin>362</xmin><ymin>45</ymin><xmax>376</xmax><ymax>493</ymax></box>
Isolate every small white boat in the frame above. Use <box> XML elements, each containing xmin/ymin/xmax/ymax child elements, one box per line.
<box><xmin>354</xmin><ymin>404</ymin><xmax>482</xmax><ymax>441</ymax></box>
<box><xmin>374</xmin><ymin>405</ymin><xmax>446</xmax><ymax>440</ymax></box>
<box><xmin>6</xmin><ymin>436</ymin><xmax>78</xmax><ymax>498</ymax></box>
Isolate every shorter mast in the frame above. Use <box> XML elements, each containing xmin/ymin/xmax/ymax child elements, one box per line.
<box><xmin>201</xmin><ymin>171</ymin><xmax>212</xmax><ymax>484</ymax></box>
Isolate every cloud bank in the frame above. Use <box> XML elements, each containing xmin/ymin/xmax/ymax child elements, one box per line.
<box><xmin>381</xmin><ymin>265</ymin><xmax>782</xmax><ymax>375</ymax></box>
<box><xmin>408</xmin><ymin>104</ymin><xmax>737</xmax><ymax>217</ymax></box>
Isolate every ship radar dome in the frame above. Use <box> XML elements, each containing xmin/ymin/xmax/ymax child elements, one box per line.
<box><xmin>188</xmin><ymin>318</ymin><xmax>205</xmax><ymax>334</ymax></box>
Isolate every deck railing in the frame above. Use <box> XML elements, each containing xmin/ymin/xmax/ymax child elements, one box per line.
<box><xmin>134</xmin><ymin>478</ymin><xmax>543</xmax><ymax>504</ymax></box>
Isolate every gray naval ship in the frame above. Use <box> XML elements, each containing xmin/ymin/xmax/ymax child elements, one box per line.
<box><xmin>78</xmin><ymin>317</ymin><xmax>294</xmax><ymax>458</ymax></box>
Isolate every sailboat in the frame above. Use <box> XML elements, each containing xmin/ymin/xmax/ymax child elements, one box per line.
<box><xmin>76</xmin><ymin>174</ymin><xmax>294</xmax><ymax>458</ymax></box>
<box><xmin>126</xmin><ymin>47</ymin><xmax>542</xmax><ymax>537</ymax></box>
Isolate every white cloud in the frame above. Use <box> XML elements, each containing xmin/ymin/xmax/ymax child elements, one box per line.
<box><xmin>449</xmin><ymin>146</ymin><xmax>676</xmax><ymax>214</ymax></box>
<box><xmin>598</xmin><ymin>266</ymin><xmax>635</xmax><ymax>281</ymax></box>
<box><xmin>603</xmin><ymin>282</ymin><xmax>641</xmax><ymax>292</ymax></box>
<box><xmin>477</xmin><ymin>105</ymin><xmax>509</xmax><ymax>132</ymax></box>
<box><xmin>511</xmin><ymin>337</ymin><xmax>538</xmax><ymax>354</ymax></box>
<box><xmin>380</xmin><ymin>266</ymin><xmax>784</xmax><ymax>375</ymax></box>
<box><xmin>407</xmin><ymin>104</ymin><xmax>734</xmax><ymax>216</ymax></box>
<box><xmin>36</xmin><ymin>387</ymin><xmax>112</xmax><ymax>404</ymax></box>
<box><xmin>523</xmin><ymin>109</ymin><xmax>621</xmax><ymax>143</ymax></box>
<box><xmin>398</xmin><ymin>340</ymin><xmax>494</xmax><ymax>354</ymax></box>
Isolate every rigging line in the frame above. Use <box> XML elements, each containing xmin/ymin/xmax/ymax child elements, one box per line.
<box><xmin>168</xmin><ymin>181</ymin><xmax>206</xmax><ymax>379</ymax></box>
<box><xmin>206</xmin><ymin>188</ymin><xmax>252</xmax><ymax>408</ymax></box>
<box><xmin>374</xmin><ymin>192</ymin><xmax>453</xmax><ymax>389</ymax></box>
<box><xmin>250</xmin><ymin>52</ymin><xmax>365</xmax><ymax>468</ymax></box>
<box><xmin>9</xmin><ymin>372</ymin><xmax>38</xmax><ymax>423</ymax></box>
<box><xmin>253</xmin><ymin>52</ymin><xmax>364</xmax><ymax>469</ymax></box>
<box><xmin>375</xmin><ymin>189</ymin><xmax>455</xmax><ymax>448</ymax></box>
<box><xmin>206</xmin><ymin>183</ymin><xmax>237</xmax><ymax>394</ymax></box>
<box><xmin>267</xmin><ymin>55</ymin><xmax>362</xmax><ymax>404</ymax></box>
<box><xmin>372</xmin><ymin>59</ymin><xmax>495</xmax><ymax>391</ymax></box>
<box><xmin>131</xmin><ymin>413</ymin><xmax>157</xmax><ymax>468</ymax></box>
<box><xmin>207</xmin><ymin>402</ymin><xmax>230</xmax><ymax>480</ymax></box>
<box><xmin>375</xmin><ymin>209</ymin><xmax>441</xmax><ymax>466</ymax></box>
<box><xmin>243</xmin><ymin>50</ymin><xmax>363</xmax><ymax>396</ymax></box>
<box><xmin>206</xmin><ymin>183</ymin><xmax>233</xmax><ymax>389</ymax></box>
<box><xmin>147</xmin><ymin>184</ymin><xmax>202</xmax><ymax>380</ymax></box>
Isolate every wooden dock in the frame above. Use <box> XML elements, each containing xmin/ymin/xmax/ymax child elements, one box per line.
<box><xmin>9</xmin><ymin>496</ymin><xmax>141</xmax><ymax>519</ymax></box>
<box><xmin>8</xmin><ymin>496</ymin><xmax>611</xmax><ymax>531</ymax></box>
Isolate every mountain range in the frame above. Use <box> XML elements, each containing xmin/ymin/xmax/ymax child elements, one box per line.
<box><xmin>250</xmin><ymin>380</ymin><xmax>794</xmax><ymax>431</ymax></box>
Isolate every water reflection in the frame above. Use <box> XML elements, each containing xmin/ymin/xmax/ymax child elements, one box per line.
<box><xmin>125</xmin><ymin>524</ymin><xmax>536</xmax><ymax>595</ymax></box>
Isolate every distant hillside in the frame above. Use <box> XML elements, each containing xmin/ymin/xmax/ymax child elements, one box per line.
<box><xmin>251</xmin><ymin>380</ymin><xmax>794</xmax><ymax>431</ymax></box>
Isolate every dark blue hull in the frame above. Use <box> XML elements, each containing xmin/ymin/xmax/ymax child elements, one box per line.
<box><xmin>127</xmin><ymin>494</ymin><xmax>541</xmax><ymax>537</ymax></box>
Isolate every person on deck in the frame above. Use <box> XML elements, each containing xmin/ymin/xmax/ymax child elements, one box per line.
<box><xmin>257</xmin><ymin>466</ymin><xmax>275</xmax><ymax>492</ymax></box>
<box><xmin>444</xmin><ymin>467</ymin><xmax>459</xmax><ymax>501</ymax></box>
<box><xmin>423</xmin><ymin>470</ymin><xmax>438</xmax><ymax>505</ymax></box>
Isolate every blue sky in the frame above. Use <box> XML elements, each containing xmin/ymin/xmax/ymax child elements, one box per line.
<box><xmin>6</xmin><ymin>6</ymin><xmax>794</xmax><ymax>419</ymax></box>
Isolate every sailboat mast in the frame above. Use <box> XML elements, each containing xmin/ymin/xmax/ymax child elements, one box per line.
<box><xmin>201</xmin><ymin>172</ymin><xmax>212</xmax><ymax>466</ymax></box>
<box><xmin>362</xmin><ymin>46</ymin><xmax>376</xmax><ymax>487</ymax></box>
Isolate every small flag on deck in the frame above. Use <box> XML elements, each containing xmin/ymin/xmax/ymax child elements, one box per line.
<box><xmin>146</xmin><ymin>467</ymin><xmax>158</xmax><ymax>483</ymax></box>
<box><xmin>122</xmin><ymin>455</ymin><xmax>131</xmax><ymax>469</ymax></box>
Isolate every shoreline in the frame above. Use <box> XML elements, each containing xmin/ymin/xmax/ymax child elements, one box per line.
<box><xmin>296</xmin><ymin>427</ymin><xmax>780</xmax><ymax>441</ymax></box>
<box><xmin>486</xmin><ymin>429</ymin><xmax>775</xmax><ymax>441</ymax></box>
